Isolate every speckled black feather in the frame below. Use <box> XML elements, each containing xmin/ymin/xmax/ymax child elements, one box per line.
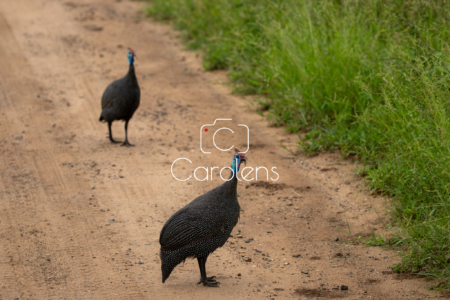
<box><xmin>99</xmin><ymin>64</ymin><xmax>140</xmax><ymax>123</ymax></box>
<box><xmin>159</xmin><ymin>172</ymin><xmax>240</xmax><ymax>283</ymax></box>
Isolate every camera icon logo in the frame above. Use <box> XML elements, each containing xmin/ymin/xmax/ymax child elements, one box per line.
<box><xmin>200</xmin><ymin>119</ymin><xmax>249</xmax><ymax>154</ymax></box>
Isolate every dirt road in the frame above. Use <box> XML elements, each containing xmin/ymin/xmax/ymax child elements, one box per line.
<box><xmin>0</xmin><ymin>0</ymin><xmax>440</xmax><ymax>299</ymax></box>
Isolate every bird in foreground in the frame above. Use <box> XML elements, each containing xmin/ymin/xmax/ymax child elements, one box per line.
<box><xmin>99</xmin><ymin>48</ymin><xmax>140</xmax><ymax>147</ymax></box>
<box><xmin>159</xmin><ymin>149</ymin><xmax>247</xmax><ymax>287</ymax></box>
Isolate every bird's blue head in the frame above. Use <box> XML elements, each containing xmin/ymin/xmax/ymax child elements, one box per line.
<box><xmin>127</xmin><ymin>48</ymin><xmax>136</xmax><ymax>65</ymax></box>
<box><xmin>231</xmin><ymin>149</ymin><xmax>246</xmax><ymax>173</ymax></box>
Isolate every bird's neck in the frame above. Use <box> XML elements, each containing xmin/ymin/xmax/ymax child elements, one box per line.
<box><xmin>127</xmin><ymin>64</ymin><xmax>138</xmax><ymax>85</ymax></box>
<box><xmin>228</xmin><ymin>169</ymin><xmax>238</xmax><ymax>180</ymax></box>
<box><xmin>223</xmin><ymin>169</ymin><xmax>238</xmax><ymax>197</ymax></box>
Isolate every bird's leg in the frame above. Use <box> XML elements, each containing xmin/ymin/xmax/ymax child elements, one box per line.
<box><xmin>121</xmin><ymin>119</ymin><xmax>134</xmax><ymax>147</ymax></box>
<box><xmin>197</xmin><ymin>257</ymin><xmax>219</xmax><ymax>287</ymax></box>
<box><xmin>108</xmin><ymin>122</ymin><xmax>120</xmax><ymax>143</ymax></box>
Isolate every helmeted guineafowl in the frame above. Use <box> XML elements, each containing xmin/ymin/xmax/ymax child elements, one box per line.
<box><xmin>99</xmin><ymin>48</ymin><xmax>140</xmax><ymax>147</ymax></box>
<box><xmin>159</xmin><ymin>149</ymin><xmax>247</xmax><ymax>287</ymax></box>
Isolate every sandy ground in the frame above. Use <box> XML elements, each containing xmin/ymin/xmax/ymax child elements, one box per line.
<box><xmin>0</xmin><ymin>0</ymin><xmax>443</xmax><ymax>299</ymax></box>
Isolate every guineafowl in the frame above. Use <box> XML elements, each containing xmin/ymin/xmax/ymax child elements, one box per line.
<box><xmin>159</xmin><ymin>149</ymin><xmax>247</xmax><ymax>287</ymax></box>
<box><xmin>99</xmin><ymin>48</ymin><xmax>140</xmax><ymax>146</ymax></box>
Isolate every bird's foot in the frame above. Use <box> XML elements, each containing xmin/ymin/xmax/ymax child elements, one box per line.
<box><xmin>120</xmin><ymin>140</ymin><xmax>134</xmax><ymax>147</ymax></box>
<box><xmin>110</xmin><ymin>139</ymin><xmax>121</xmax><ymax>144</ymax></box>
<box><xmin>197</xmin><ymin>276</ymin><xmax>219</xmax><ymax>287</ymax></box>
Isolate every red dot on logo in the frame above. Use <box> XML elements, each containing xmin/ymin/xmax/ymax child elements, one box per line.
<box><xmin>205</xmin><ymin>128</ymin><xmax>208</xmax><ymax>132</ymax></box>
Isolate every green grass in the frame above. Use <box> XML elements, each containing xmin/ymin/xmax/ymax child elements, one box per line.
<box><xmin>146</xmin><ymin>0</ymin><xmax>450</xmax><ymax>288</ymax></box>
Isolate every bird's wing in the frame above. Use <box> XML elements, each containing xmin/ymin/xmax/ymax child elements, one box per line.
<box><xmin>101</xmin><ymin>84</ymin><xmax>119</xmax><ymax>109</ymax></box>
<box><xmin>159</xmin><ymin>205</ymin><xmax>227</xmax><ymax>252</ymax></box>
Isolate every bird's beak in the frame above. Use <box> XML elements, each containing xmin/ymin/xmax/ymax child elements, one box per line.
<box><xmin>239</xmin><ymin>153</ymin><xmax>247</xmax><ymax>166</ymax></box>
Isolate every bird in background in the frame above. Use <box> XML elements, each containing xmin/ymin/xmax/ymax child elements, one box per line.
<box><xmin>159</xmin><ymin>148</ymin><xmax>247</xmax><ymax>287</ymax></box>
<box><xmin>99</xmin><ymin>48</ymin><xmax>140</xmax><ymax>147</ymax></box>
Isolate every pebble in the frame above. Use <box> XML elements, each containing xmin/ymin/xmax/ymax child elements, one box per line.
<box><xmin>334</xmin><ymin>237</ymin><xmax>339</xmax><ymax>241</ymax></box>
<box><xmin>340</xmin><ymin>285</ymin><xmax>348</xmax><ymax>290</ymax></box>
<box><xmin>292</xmin><ymin>254</ymin><xmax>301</xmax><ymax>258</ymax></box>
<box><xmin>92</xmin><ymin>186</ymin><xmax>96</xmax><ymax>189</ymax></box>
<box><xmin>138</xmin><ymin>261</ymin><xmax>144</xmax><ymax>264</ymax></box>
<box><xmin>272</xmin><ymin>222</ymin><xmax>278</xmax><ymax>225</ymax></box>
<box><xmin>301</xmin><ymin>271</ymin><xmax>308</xmax><ymax>274</ymax></box>
<box><xmin>120</xmin><ymin>175</ymin><xmax>124</xmax><ymax>178</ymax></box>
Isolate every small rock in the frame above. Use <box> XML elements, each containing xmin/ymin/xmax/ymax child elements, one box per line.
<box><xmin>428</xmin><ymin>285</ymin><xmax>434</xmax><ymax>290</ymax></box>
<box><xmin>287</xmin><ymin>203</ymin><xmax>293</xmax><ymax>206</ymax></box>
<box><xmin>334</xmin><ymin>237</ymin><xmax>339</xmax><ymax>241</ymax></box>
<box><xmin>292</xmin><ymin>254</ymin><xmax>301</xmax><ymax>258</ymax></box>
<box><xmin>340</xmin><ymin>285</ymin><xmax>348</xmax><ymax>290</ymax></box>
<box><xmin>237</xmin><ymin>273</ymin><xmax>241</xmax><ymax>276</ymax></box>
<box><xmin>383</xmin><ymin>256</ymin><xmax>388</xmax><ymax>259</ymax></box>
<box><xmin>84</xmin><ymin>24</ymin><xmax>103</xmax><ymax>31</ymax></box>
<box><xmin>92</xmin><ymin>186</ymin><xmax>96</xmax><ymax>189</ymax></box>
<box><xmin>244</xmin><ymin>258</ymin><xmax>252</xmax><ymax>262</ymax></box>
<box><xmin>245</xmin><ymin>240</ymin><xmax>250</xmax><ymax>243</ymax></box>
<box><xmin>332</xmin><ymin>286</ymin><xmax>339</xmax><ymax>290</ymax></box>
<box><xmin>138</xmin><ymin>261</ymin><xmax>144</xmax><ymax>264</ymax></box>
<box><xmin>120</xmin><ymin>175</ymin><xmax>124</xmax><ymax>178</ymax></box>
<box><xmin>301</xmin><ymin>271</ymin><xmax>309</xmax><ymax>274</ymax></box>
<box><xmin>272</xmin><ymin>222</ymin><xmax>278</xmax><ymax>225</ymax></box>
<box><xmin>255</xmin><ymin>249</ymin><xmax>262</xmax><ymax>253</ymax></box>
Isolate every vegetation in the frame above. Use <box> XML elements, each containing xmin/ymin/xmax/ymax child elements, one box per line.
<box><xmin>146</xmin><ymin>0</ymin><xmax>450</xmax><ymax>288</ymax></box>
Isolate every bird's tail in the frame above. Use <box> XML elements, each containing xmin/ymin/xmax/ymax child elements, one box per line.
<box><xmin>99</xmin><ymin>114</ymin><xmax>104</xmax><ymax>122</ymax></box>
<box><xmin>160</xmin><ymin>249</ymin><xmax>188</xmax><ymax>283</ymax></box>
